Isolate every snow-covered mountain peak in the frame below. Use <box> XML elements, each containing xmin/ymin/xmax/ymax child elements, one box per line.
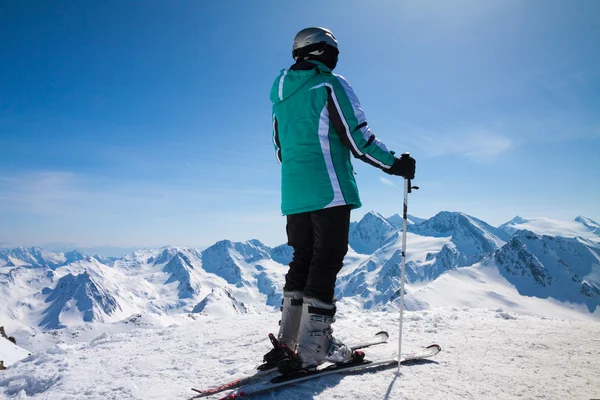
<box><xmin>505</xmin><ymin>215</ymin><xmax>527</xmax><ymax>225</ymax></box>
<box><xmin>574</xmin><ymin>216</ymin><xmax>600</xmax><ymax>236</ymax></box>
<box><xmin>151</xmin><ymin>246</ymin><xmax>202</xmax><ymax>267</ymax></box>
<box><xmin>362</xmin><ymin>211</ymin><xmax>389</xmax><ymax>224</ymax></box>
<box><xmin>1</xmin><ymin>209</ymin><xmax>599</xmax><ymax>335</ymax></box>
<box><xmin>0</xmin><ymin>247</ymin><xmax>66</xmax><ymax>269</ymax></box>
<box><xmin>412</xmin><ymin>211</ymin><xmax>475</xmax><ymax>235</ymax></box>
<box><xmin>154</xmin><ymin>247</ymin><xmax>181</xmax><ymax>265</ymax></box>
<box><xmin>271</xmin><ymin>244</ymin><xmax>293</xmax><ymax>266</ymax></box>
<box><xmin>387</xmin><ymin>213</ymin><xmax>426</xmax><ymax>227</ymax></box>
<box><xmin>191</xmin><ymin>287</ymin><xmax>248</xmax><ymax>316</ymax></box>
<box><xmin>203</xmin><ymin>240</ymin><xmax>270</xmax><ymax>264</ymax></box>
<box><xmin>1</xmin><ymin>264</ymin><xmax>55</xmax><ymax>288</ymax></box>
<box><xmin>39</xmin><ymin>270</ymin><xmax>122</xmax><ymax>329</ymax></box>
<box><xmin>500</xmin><ymin>216</ymin><xmax>600</xmax><ymax>239</ymax></box>
<box><xmin>114</xmin><ymin>248</ymin><xmax>163</xmax><ymax>269</ymax></box>
<box><xmin>349</xmin><ymin>211</ymin><xmax>397</xmax><ymax>254</ymax></box>
<box><xmin>92</xmin><ymin>255</ymin><xmax>117</xmax><ymax>266</ymax></box>
<box><xmin>574</xmin><ymin>215</ymin><xmax>598</xmax><ymax>224</ymax></box>
<box><xmin>200</xmin><ymin>240</ymin><xmax>270</xmax><ymax>286</ymax></box>
<box><xmin>414</xmin><ymin>212</ymin><xmax>508</xmax><ymax>242</ymax></box>
<box><xmin>493</xmin><ymin>230</ymin><xmax>600</xmax><ymax>312</ymax></box>
<box><xmin>247</xmin><ymin>239</ymin><xmax>268</xmax><ymax>248</ymax></box>
<box><xmin>410</xmin><ymin>211</ymin><xmax>509</xmax><ymax>269</ymax></box>
<box><xmin>63</xmin><ymin>249</ymin><xmax>86</xmax><ymax>264</ymax></box>
<box><xmin>162</xmin><ymin>251</ymin><xmax>201</xmax><ymax>299</ymax></box>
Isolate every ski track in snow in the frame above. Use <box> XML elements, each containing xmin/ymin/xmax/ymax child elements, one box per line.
<box><xmin>1</xmin><ymin>308</ymin><xmax>599</xmax><ymax>400</ymax></box>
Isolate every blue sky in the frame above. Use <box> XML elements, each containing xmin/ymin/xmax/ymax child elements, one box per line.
<box><xmin>1</xmin><ymin>0</ymin><xmax>599</xmax><ymax>254</ymax></box>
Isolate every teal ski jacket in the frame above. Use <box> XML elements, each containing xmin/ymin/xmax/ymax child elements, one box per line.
<box><xmin>271</xmin><ymin>61</ymin><xmax>396</xmax><ymax>216</ymax></box>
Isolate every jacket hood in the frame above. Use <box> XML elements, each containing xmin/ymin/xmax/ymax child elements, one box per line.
<box><xmin>270</xmin><ymin>61</ymin><xmax>331</xmax><ymax>104</ymax></box>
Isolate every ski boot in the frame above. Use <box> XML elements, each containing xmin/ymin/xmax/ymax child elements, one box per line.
<box><xmin>260</xmin><ymin>291</ymin><xmax>303</xmax><ymax>370</ymax></box>
<box><xmin>277</xmin><ymin>296</ymin><xmax>365</xmax><ymax>375</ymax></box>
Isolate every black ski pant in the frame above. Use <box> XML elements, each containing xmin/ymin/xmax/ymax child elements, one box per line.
<box><xmin>283</xmin><ymin>205</ymin><xmax>351</xmax><ymax>303</ymax></box>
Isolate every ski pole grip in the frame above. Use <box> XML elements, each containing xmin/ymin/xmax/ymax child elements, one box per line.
<box><xmin>400</xmin><ymin>153</ymin><xmax>412</xmax><ymax>193</ymax></box>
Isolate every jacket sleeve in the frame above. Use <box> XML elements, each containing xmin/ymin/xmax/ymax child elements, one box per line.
<box><xmin>326</xmin><ymin>74</ymin><xmax>395</xmax><ymax>171</ymax></box>
<box><xmin>272</xmin><ymin>110</ymin><xmax>282</xmax><ymax>164</ymax></box>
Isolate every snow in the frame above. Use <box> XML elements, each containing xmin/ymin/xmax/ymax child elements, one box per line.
<box><xmin>412</xmin><ymin>262</ymin><xmax>599</xmax><ymax>321</ymax></box>
<box><xmin>0</xmin><ymin>339</ymin><xmax>31</xmax><ymax>368</ymax></box>
<box><xmin>192</xmin><ymin>287</ymin><xmax>249</xmax><ymax>316</ymax></box>
<box><xmin>349</xmin><ymin>211</ymin><xmax>396</xmax><ymax>254</ymax></box>
<box><xmin>1</xmin><ymin>211</ymin><xmax>600</xmax><ymax>398</ymax></box>
<box><xmin>1</xmin><ymin>308</ymin><xmax>599</xmax><ymax>399</ymax></box>
<box><xmin>500</xmin><ymin>216</ymin><xmax>600</xmax><ymax>240</ymax></box>
<box><xmin>386</xmin><ymin>213</ymin><xmax>426</xmax><ymax>227</ymax></box>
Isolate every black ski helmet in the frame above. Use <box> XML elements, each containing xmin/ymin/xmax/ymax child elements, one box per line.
<box><xmin>292</xmin><ymin>27</ymin><xmax>339</xmax><ymax>70</ymax></box>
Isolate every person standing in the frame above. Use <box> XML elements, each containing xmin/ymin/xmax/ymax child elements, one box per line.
<box><xmin>265</xmin><ymin>27</ymin><xmax>416</xmax><ymax>372</ymax></box>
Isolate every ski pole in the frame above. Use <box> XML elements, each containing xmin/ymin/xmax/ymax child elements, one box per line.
<box><xmin>398</xmin><ymin>153</ymin><xmax>418</xmax><ymax>373</ymax></box>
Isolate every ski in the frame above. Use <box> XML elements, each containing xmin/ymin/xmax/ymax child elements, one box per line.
<box><xmin>191</xmin><ymin>331</ymin><xmax>389</xmax><ymax>397</ymax></box>
<box><xmin>216</xmin><ymin>344</ymin><xmax>441</xmax><ymax>399</ymax></box>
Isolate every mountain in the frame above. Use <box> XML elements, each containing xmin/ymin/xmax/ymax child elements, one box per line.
<box><xmin>498</xmin><ymin>216</ymin><xmax>527</xmax><ymax>235</ymax></box>
<box><xmin>63</xmin><ymin>250</ymin><xmax>86</xmax><ymax>265</ymax></box>
<box><xmin>336</xmin><ymin>230</ymin><xmax>448</xmax><ymax>308</ymax></box>
<box><xmin>200</xmin><ymin>240</ymin><xmax>270</xmax><ymax>287</ymax></box>
<box><xmin>411</xmin><ymin>211</ymin><xmax>510</xmax><ymax>268</ymax></box>
<box><xmin>113</xmin><ymin>248</ymin><xmax>164</xmax><ymax>270</ymax></box>
<box><xmin>1</xmin><ymin>210</ymin><xmax>599</xmax><ymax>335</ymax></box>
<box><xmin>336</xmin><ymin>211</ymin><xmax>514</xmax><ymax>311</ymax></box>
<box><xmin>0</xmin><ymin>247</ymin><xmax>66</xmax><ymax>269</ymax></box>
<box><xmin>0</xmin><ymin>247</ymin><xmax>96</xmax><ymax>270</ymax></box>
<box><xmin>494</xmin><ymin>230</ymin><xmax>600</xmax><ymax>312</ymax></box>
<box><xmin>1</xmin><ymin>244</ymin><xmax>268</xmax><ymax>331</ymax></box>
<box><xmin>575</xmin><ymin>216</ymin><xmax>600</xmax><ymax>236</ymax></box>
<box><xmin>271</xmin><ymin>244</ymin><xmax>293</xmax><ymax>266</ymax></box>
<box><xmin>0</xmin><ymin>263</ymin><xmax>58</xmax><ymax>334</ymax></box>
<box><xmin>39</xmin><ymin>271</ymin><xmax>122</xmax><ymax>329</ymax></box>
<box><xmin>192</xmin><ymin>287</ymin><xmax>248</xmax><ymax>316</ymax></box>
<box><xmin>349</xmin><ymin>212</ymin><xmax>396</xmax><ymax>254</ymax></box>
<box><xmin>92</xmin><ymin>255</ymin><xmax>118</xmax><ymax>266</ymax></box>
<box><xmin>161</xmin><ymin>252</ymin><xmax>201</xmax><ymax>299</ymax></box>
<box><xmin>152</xmin><ymin>247</ymin><xmax>202</xmax><ymax>267</ymax></box>
<box><xmin>199</xmin><ymin>240</ymin><xmax>286</xmax><ymax>309</ymax></box>
<box><xmin>387</xmin><ymin>213</ymin><xmax>426</xmax><ymax>228</ymax></box>
<box><xmin>500</xmin><ymin>216</ymin><xmax>600</xmax><ymax>240</ymax></box>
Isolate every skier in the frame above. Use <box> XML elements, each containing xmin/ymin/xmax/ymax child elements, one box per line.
<box><xmin>266</xmin><ymin>27</ymin><xmax>416</xmax><ymax>373</ymax></box>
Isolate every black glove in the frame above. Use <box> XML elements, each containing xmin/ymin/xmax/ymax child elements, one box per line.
<box><xmin>385</xmin><ymin>154</ymin><xmax>416</xmax><ymax>179</ymax></box>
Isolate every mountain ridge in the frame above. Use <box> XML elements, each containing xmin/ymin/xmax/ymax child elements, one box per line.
<box><xmin>1</xmin><ymin>211</ymin><xmax>599</xmax><ymax>333</ymax></box>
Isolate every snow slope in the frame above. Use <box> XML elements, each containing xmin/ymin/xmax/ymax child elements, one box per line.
<box><xmin>410</xmin><ymin>230</ymin><xmax>600</xmax><ymax>319</ymax></box>
<box><xmin>0</xmin><ymin>339</ymin><xmax>31</xmax><ymax>368</ymax></box>
<box><xmin>412</xmin><ymin>262</ymin><xmax>599</xmax><ymax>320</ymax></box>
<box><xmin>494</xmin><ymin>231</ymin><xmax>600</xmax><ymax>312</ymax></box>
<box><xmin>500</xmin><ymin>216</ymin><xmax>600</xmax><ymax>240</ymax></box>
<box><xmin>0</xmin><ymin>308</ymin><xmax>598</xmax><ymax>399</ymax></box>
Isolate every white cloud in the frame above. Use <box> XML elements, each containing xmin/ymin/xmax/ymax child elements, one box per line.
<box><xmin>379</xmin><ymin>177</ymin><xmax>398</xmax><ymax>187</ymax></box>
<box><xmin>398</xmin><ymin>127</ymin><xmax>512</xmax><ymax>163</ymax></box>
<box><xmin>458</xmin><ymin>131</ymin><xmax>512</xmax><ymax>162</ymax></box>
<box><xmin>0</xmin><ymin>171</ymin><xmax>279</xmax><ymax>216</ymax></box>
<box><xmin>0</xmin><ymin>170</ymin><xmax>284</xmax><ymax>248</ymax></box>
